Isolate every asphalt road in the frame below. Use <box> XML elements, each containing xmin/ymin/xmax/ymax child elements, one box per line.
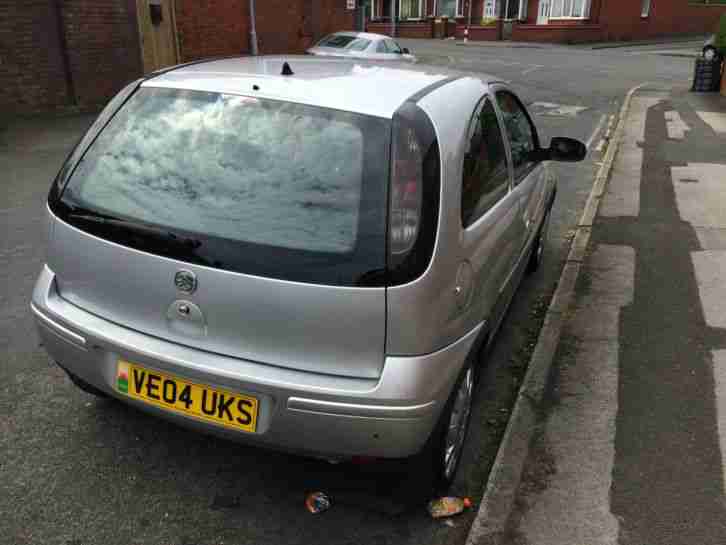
<box><xmin>0</xmin><ymin>40</ymin><xmax>699</xmax><ymax>545</ymax></box>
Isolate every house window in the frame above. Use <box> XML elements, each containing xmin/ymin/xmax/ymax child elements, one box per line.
<box><xmin>372</xmin><ymin>0</ymin><xmax>391</xmax><ymax>19</ymax></box>
<box><xmin>483</xmin><ymin>0</ymin><xmax>526</xmax><ymax>20</ymax></box>
<box><xmin>399</xmin><ymin>0</ymin><xmax>423</xmax><ymax>19</ymax></box>
<box><xmin>550</xmin><ymin>0</ymin><xmax>590</xmax><ymax>18</ymax></box>
<box><xmin>641</xmin><ymin>0</ymin><xmax>651</xmax><ymax>17</ymax></box>
<box><xmin>483</xmin><ymin>0</ymin><xmax>499</xmax><ymax>18</ymax></box>
<box><xmin>439</xmin><ymin>0</ymin><xmax>463</xmax><ymax>18</ymax></box>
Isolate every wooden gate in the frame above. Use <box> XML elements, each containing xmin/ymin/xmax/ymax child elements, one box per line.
<box><xmin>136</xmin><ymin>0</ymin><xmax>179</xmax><ymax>73</ymax></box>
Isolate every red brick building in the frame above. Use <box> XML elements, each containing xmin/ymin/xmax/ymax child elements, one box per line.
<box><xmin>367</xmin><ymin>0</ymin><xmax>726</xmax><ymax>43</ymax></box>
<box><xmin>1</xmin><ymin>0</ymin><xmax>355</xmax><ymax>114</ymax></box>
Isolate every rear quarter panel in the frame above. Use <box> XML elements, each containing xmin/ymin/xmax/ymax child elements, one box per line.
<box><xmin>386</xmin><ymin>77</ymin><xmax>493</xmax><ymax>356</ymax></box>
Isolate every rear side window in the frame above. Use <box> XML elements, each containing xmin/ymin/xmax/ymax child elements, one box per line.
<box><xmin>317</xmin><ymin>35</ymin><xmax>371</xmax><ymax>51</ymax></box>
<box><xmin>461</xmin><ymin>98</ymin><xmax>510</xmax><ymax>227</ymax></box>
<box><xmin>53</xmin><ymin>87</ymin><xmax>390</xmax><ymax>287</ymax></box>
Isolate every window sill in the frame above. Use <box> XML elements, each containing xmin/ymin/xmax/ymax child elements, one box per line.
<box><xmin>548</xmin><ymin>16</ymin><xmax>591</xmax><ymax>20</ymax></box>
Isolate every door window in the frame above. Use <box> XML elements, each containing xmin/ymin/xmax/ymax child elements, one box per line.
<box><xmin>495</xmin><ymin>91</ymin><xmax>537</xmax><ymax>183</ymax></box>
<box><xmin>461</xmin><ymin>98</ymin><xmax>510</xmax><ymax>227</ymax></box>
<box><xmin>384</xmin><ymin>39</ymin><xmax>402</xmax><ymax>53</ymax></box>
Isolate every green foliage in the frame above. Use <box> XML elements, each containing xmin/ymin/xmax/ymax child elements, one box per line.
<box><xmin>717</xmin><ymin>14</ymin><xmax>726</xmax><ymax>55</ymax></box>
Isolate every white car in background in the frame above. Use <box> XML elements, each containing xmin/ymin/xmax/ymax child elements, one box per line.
<box><xmin>307</xmin><ymin>31</ymin><xmax>416</xmax><ymax>62</ymax></box>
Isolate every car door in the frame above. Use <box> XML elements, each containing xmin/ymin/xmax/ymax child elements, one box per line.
<box><xmin>493</xmin><ymin>86</ymin><xmax>548</xmax><ymax>258</ymax></box>
<box><xmin>458</xmin><ymin>94</ymin><xmax>523</xmax><ymax>330</ymax></box>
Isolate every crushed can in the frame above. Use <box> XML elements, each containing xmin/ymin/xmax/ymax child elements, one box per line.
<box><xmin>427</xmin><ymin>496</ymin><xmax>473</xmax><ymax>518</ymax></box>
<box><xmin>305</xmin><ymin>491</ymin><xmax>332</xmax><ymax>514</ymax></box>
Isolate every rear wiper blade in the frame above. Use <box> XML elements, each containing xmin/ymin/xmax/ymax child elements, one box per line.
<box><xmin>67</xmin><ymin>213</ymin><xmax>202</xmax><ymax>249</ymax></box>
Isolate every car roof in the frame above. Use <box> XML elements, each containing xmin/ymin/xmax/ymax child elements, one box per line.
<box><xmin>327</xmin><ymin>31</ymin><xmax>389</xmax><ymax>41</ymax></box>
<box><xmin>143</xmin><ymin>55</ymin><xmax>498</xmax><ymax>119</ymax></box>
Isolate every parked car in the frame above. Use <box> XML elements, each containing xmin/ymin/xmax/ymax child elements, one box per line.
<box><xmin>31</xmin><ymin>56</ymin><xmax>585</xmax><ymax>490</ymax></box>
<box><xmin>307</xmin><ymin>31</ymin><xmax>415</xmax><ymax>61</ymax></box>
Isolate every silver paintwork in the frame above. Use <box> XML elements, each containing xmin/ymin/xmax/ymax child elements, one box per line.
<box><xmin>48</xmin><ymin>218</ymin><xmax>386</xmax><ymax>379</ymax></box>
<box><xmin>145</xmin><ymin>56</ymin><xmax>447</xmax><ymax>119</ymax></box>
<box><xmin>32</xmin><ymin>59</ymin><xmax>560</xmax><ymax>461</ymax></box>
<box><xmin>307</xmin><ymin>32</ymin><xmax>416</xmax><ymax>62</ymax></box>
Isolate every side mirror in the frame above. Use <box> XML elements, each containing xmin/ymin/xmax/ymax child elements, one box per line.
<box><xmin>402</xmin><ymin>48</ymin><xmax>411</xmax><ymax>54</ymax></box>
<box><xmin>546</xmin><ymin>137</ymin><xmax>587</xmax><ymax>162</ymax></box>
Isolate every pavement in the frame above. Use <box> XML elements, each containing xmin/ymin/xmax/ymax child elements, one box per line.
<box><xmin>473</xmin><ymin>87</ymin><xmax>726</xmax><ymax>545</ymax></box>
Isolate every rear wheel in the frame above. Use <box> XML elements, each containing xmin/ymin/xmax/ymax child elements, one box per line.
<box><xmin>413</xmin><ymin>361</ymin><xmax>475</xmax><ymax>494</ymax></box>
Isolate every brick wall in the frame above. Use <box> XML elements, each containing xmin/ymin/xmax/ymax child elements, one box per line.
<box><xmin>512</xmin><ymin>23</ymin><xmax>603</xmax><ymax>43</ymax></box>
<box><xmin>176</xmin><ymin>0</ymin><xmax>356</xmax><ymax>60</ymax></box>
<box><xmin>599</xmin><ymin>0</ymin><xmax>726</xmax><ymax>42</ymax></box>
<box><xmin>176</xmin><ymin>0</ymin><xmax>249</xmax><ymax>60</ymax></box>
<box><xmin>0</xmin><ymin>1</ymin><xmax>70</xmax><ymax>113</ymax></box>
<box><xmin>61</xmin><ymin>0</ymin><xmax>142</xmax><ymax>106</ymax></box>
<box><xmin>0</xmin><ymin>0</ymin><xmax>142</xmax><ymax>114</ymax></box>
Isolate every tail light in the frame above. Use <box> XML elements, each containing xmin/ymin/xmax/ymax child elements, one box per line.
<box><xmin>388</xmin><ymin>102</ymin><xmax>440</xmax><ymax>285</ymax></box>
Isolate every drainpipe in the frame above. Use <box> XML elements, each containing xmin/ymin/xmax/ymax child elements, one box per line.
<box><xmin>467</xmin><ymin>0</ymin><xmax>472</xmax><ymax>30</ymax></box>
<box><xmin>391</xmin><ymin>0</ymin><xmax>397</xmax><ymax>37</ymax></box>
<box><xmin>248</xmin><ymin>0</ymin><xmax>259</xmax><ymax>55</ymax></box>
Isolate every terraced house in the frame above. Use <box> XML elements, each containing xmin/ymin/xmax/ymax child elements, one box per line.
<box><xmin>366</xmin><ymin>0</ymin><xmax>726</xmax><ymax>42</ymax></box>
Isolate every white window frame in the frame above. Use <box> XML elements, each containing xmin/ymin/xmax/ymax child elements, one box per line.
<box><xmin>549</xmin><ymin>0</ymin><xmax>591</xmax><ymax>19</ymax></box>
<box><xmin>399</xmin><ymin>0</ymin><xmax>424</xmax><ymax>19</ymax></box>
<box><xmin>483</xmin><ymin>0</ymin><xmax>499</xmax><ymax>19</ymax></box>
<box><xmin>641</xmin><ymin>0</ymin><xmax>651</xmax><ymax>18</ymax></box>
<box><xmin>483</xmin><ymin>0</ymin><xmax>527</xmax><ymax>20</ymax></box>
<box><xmin>433</xmin><ymin>0</ymin><xmax>464</xmax><ymax>17</ymax></box>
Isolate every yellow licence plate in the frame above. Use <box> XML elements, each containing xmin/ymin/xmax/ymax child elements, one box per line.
<box><xmin>116</xmin><ymin>360</ymin><xmax>258</xmax><ymax>433</ymax></box>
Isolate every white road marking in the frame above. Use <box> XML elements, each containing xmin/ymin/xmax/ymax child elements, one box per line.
<box><xmin>672</xmin><ymin>163</ymin><xmax>726</xmax><ymax>249</ymax></box>
<box><xmin>586</xmin><ymin>114</ymin><xmax>608</xmax><ymax>150</ymax></box>
<box><xmin>521</xmin><ymin>65</ymin><xmax>544</xmax><ymax>75</ymax></box>
<box><xmin>693</xmin><ymin>251</ymin><xmax>726</xmax><ymax>494</ymax></box>
<box><xmin>531</xmin><ymin>102</ymin><xmax>589</xmax><ymax>117</ymax></box>
<box><xmin>711</xmin><ymin>349</ymin><xmax>726</xmax><ymax>495</ymax></box>
<box><xmin>665</xmin><ymin>110</ymin><xmax>690</xmax><ymax>140</ymax></box>
<box><xmin>692</xmin><ymin>251</ymin><xmax>726</xmax><ymax>330</ymax></box>
<box><xmin>600</xmin><ymin>95</ymin><xmax>665</xmax><ymax>217</ymax></box>
<box><xmin>517</xmin><ymin>244</ymin><xmax>634</xmax><ymax>545</ymax></box>
<box><xmin>696</xmin><ymin>111</ymin><xmax>726</xmax><ymax>134</ymax></box>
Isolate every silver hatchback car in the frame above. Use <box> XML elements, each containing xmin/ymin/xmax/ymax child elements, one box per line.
<box><xmin>307</xmin><ymin>31</ymin><xmax>416</xmax><ymax>61</ymax></box>
<box><xmin>31</xmin><ymin>56</ymin><xmax>585</xmax><ymax>489</ymax></box>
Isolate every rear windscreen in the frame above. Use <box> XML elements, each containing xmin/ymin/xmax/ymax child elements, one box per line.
<box><xmin>317</xmin><ymin>35</ymin><xmax>371</xmax><ymax>51</ymax></box>
<box><xmin>53</xmin><ymin>87</ymin><xmax>390</xmax><ymax>286</ymax></box>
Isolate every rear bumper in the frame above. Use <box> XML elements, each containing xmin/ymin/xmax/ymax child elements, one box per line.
<box><xmin>31</xmin><ymin>265</ymin><xmax>482</xmax><ymax>459</ymax></box>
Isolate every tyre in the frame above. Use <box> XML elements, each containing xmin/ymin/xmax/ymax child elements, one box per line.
<box><xmin>58</xmin><ymin>363</ymin><xmax>109</xmax><ymax>398</ymax></box>
<box><xmin>412</xmin><ymin>360</ymin><xmax>476</xmax><ymax>494</ymax></box>
<box><xmin>527</xmin><ymin>210</ymin><xmax>551</xmax><ymax>274</ymax></box>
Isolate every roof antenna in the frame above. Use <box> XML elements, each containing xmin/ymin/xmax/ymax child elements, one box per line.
<box><xmin>281</xmin><ymin>61</ymin><xmax>294</xmax><ymax>76</ymax></box>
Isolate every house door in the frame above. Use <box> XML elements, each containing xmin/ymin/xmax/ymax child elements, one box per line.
<box><xmin>537</xmin><ymin>0</ymin><xmax>551</xmax><ymax>24</ymax></box>
<box><xmin>136</xmin><ymin>0</ymin><xmax>179</xmax><ymax>74</ymax></box>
